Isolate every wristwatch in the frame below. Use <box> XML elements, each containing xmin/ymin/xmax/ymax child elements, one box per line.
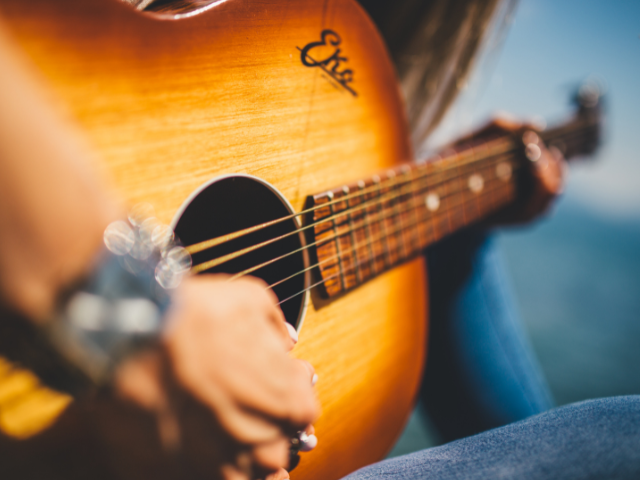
<box><xmin>44</xmin><ymin>204</ymin><xmax>191</xmax><ymax>391</ymax></box>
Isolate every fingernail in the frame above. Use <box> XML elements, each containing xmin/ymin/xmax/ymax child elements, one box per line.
<box><xmin>311</xmin><ymin>373</ymin><xmax>318</xmax><ymax>386</ymax></box>
<box><xmin>299</xmin><ymin>432</ymin><xmax>318</xmax><ymax>452</ymax></box>
<box><xmin>285</xmin><ymin>323</ymin><xmax>298</xmax><ymax>344</ymax></box>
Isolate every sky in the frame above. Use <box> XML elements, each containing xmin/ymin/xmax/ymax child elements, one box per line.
<box><xmin>390</xmin><ymin>2</ymin><xmax>640</xmax><ymax>454</ymax></box>
<box><xmin>429</xmin><ymin>0</ymin><xmax>640</xmax><ymax>219</ymax></box>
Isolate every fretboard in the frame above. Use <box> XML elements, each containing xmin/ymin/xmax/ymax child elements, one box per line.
<box><xmin>307</xmin><ymin>136</ymin><xmax>519</xmax><ymax>297</ymax></box>
<box><xmin>307</xmin><ymin>100</ymin><xmax>601</xmax><ymax>298</ymax></box>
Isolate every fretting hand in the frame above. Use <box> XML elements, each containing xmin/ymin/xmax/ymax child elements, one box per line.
<box><xmin>453</xmin><ymin>116</ymin><xmax>567</xmax><ymax>227</ymax></box>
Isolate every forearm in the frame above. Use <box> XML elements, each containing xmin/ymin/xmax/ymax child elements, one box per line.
<box><xmin>0</xmin><ymin>20</ymin><xmax>121</xmax><ymax>322</ymax></box>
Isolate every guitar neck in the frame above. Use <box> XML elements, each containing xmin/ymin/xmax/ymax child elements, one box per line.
<box><xmin>307</xmin><ymin>136</ymin><xmax>519</xmax><ymax>297</ymax></box>
<box><xmin>308</xmin><ymin>99</ymin><xmax>602</xmax><ymax>298</ymax></box>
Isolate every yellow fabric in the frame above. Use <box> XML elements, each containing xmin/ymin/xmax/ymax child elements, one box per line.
<box><xmin>0</xmin><ymin>356</ymin><xmax>72</xmax><ymax>438</ymax></box>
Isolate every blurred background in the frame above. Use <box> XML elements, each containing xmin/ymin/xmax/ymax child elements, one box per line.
<box><xmin>391</xmin><ymin>0</ymin><xmax>640</xmax><ymax>455</ymax></box>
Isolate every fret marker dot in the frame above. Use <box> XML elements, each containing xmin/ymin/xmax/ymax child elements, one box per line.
<box><xmin>425</xmin><ymin>192</ymin><xmax>440</xmax><ymax>212</ymax></box>
<box><xmin>496</xmin><ymin>162</ymin><xmax>512</xmax><ymax>181</ymax></box>
<box><xmin>468</xmin><ymin>174</ymin><xmax>484</xmax><ymax>193</ymax></box>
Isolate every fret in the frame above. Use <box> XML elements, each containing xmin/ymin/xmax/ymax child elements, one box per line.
<box><xmin>373</xmin><ymin>175</ymin><xmax>393</xmax><ymax>269</ymax></box>
<box><xmin>387</xmin><ymin>170</ymin><xmax>411</xmax><ymax>261</ymax></box>
<box><xmin>485</xmin><ymin>154</ymin><xmax>514</xmax><ymax>216</ymax></box>
<box><xmin>343</xmin><ymin>186</ymin><xmax>363</xmax><ymax>284</ymax></box>
<box><xmin>488</xmin><ymin>169</ymin><xmax>515</xmax><ymax>213</ymax></box>
<box><xmin>485</xmin><ymin>181</ymin><xmax>514</xmax><ymax>217</ymax></box>
<box><xmin>442</xmin><ymin>157</ymin><xmax>466</xmax><ymax>228</ymax></box>
<box><xmin>306</xmin><ymin>91</ymin><xmax>600</xmax><ymax>298</ymax></box>
<box><xmin>464</xmin><ymin>143</ymin><xmax>497</xmax><ymax>223</ymax></box>
<box><xmin>418</xmin><ymin>160</ymin><xmax>438</xmax><ymax>246</ymax></box>
<box><xmin>357</xmin><ymin>180</ymin><xmax>378</xmax><ymax>278</ymax></box>
<box><xmin>411</xmin><ymin>162</ymin><xmax>427</xmax><ymax>246</ymax></box>
<box><xmin>443</xmin><ymin>149</ymin><xmax>468</xmax><ymax>232</ymax></box>
<box><xmin>461</xmin><ymin>143</ymin><xmax>485</xmax><ymax>222</ymax></box>
<box><xmin>398</xmin><ymin>165</ymin><xmax>421</xmax><ymax>254</ymax></box>
<box><xmin>429</xmin><ymin>157</ymin><xmax>453</xmax><ymax>242</ymax></box>
<box><xmin>428</xmin><ymin>174</ymin><xmax>507</xmax><ymax>236</ymax></box>
<box><xmin>442</xmin><ymin>145</ymin><xmax>513</xmax><ymax>228</ymax></box>
<box><xmin>308</xmin><ymin>154</ymin><xmax>519</xmax><ymax>299</ymax></box>
<box><xmin>451</xmin><ymin>177</ymin><xmax>468</xmax><ymax>232</ymax></box>
<box><xmin>398</xmin><ymin>185</ymin><xmax>422</xmax><ymax>255</ymax></box>
<box><xmin>480</xmin><ymin>156</ymin><xmax>499</xmax><ymax>216</ymax></box>
<box><xmin>364</xmin><ymin>176</ymin><xmax>387</xmax><ymax>273</ymax></box>
<box><xmin>404</xmin><ymin>165</ymin><xmax>426</xmax><ymax>250</ymax></box>
<box><xmin>334</xmin><ymin>190</ymin><xmax>361</xmax><ymax>291</ymax></box>
<box><xmin>326</xmin><ymin>191</ymin><xmax>348</xmax><ymax>292</ymax></box>
<box><xmin>312</xmin><ymin>193</ymin><xmax>342</xmax><ymax>297</ymax></box>
<box><xmin>381</xmin><ymin>171</ymin><xmax>403</xmax><ymax>264</ymax></box>
<box><xmin>476</xmin><ymin>165</ymin><xmax>497</xmax><ymax>218</ymax></box>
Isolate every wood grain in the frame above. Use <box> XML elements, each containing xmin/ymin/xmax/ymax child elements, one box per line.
<box><xmin>0</xmin><ymin>1</ymin><xmax>427</xmax><ymax>479</ymax></box>
<box><xmin>308</xmin><ymin>142</ymin><xmax>519</xmax><ymax>299</ymax></box>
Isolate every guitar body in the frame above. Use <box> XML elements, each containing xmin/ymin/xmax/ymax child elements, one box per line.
<box><xmin>0</xmin><ymin>1</ymin><xmax>427</xmax><ymax>478</ymax></box>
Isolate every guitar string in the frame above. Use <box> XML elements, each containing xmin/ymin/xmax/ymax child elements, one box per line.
<box><xmin>264</xmin><ymin>175</ymin><xmax>517</xmax><ymax>293</ymax></box>
<box><xmin>273</xmin><ymin>177</ymin><xmax>517</xmax><ymax>307</ymax></box>
<box><xmin>266</xmin><ymin>125</ymin><xmax>591</xmax><ymax>305</ymax></box>
<box><xmin>224</xmin><ymin>175</ymin><xmax>495</xmax><ymax>282</ymax></box>
<box><xmin>186</xmin><ymin>136</ymin><xmax>514</xmax><ymax>255</ymax></box>
<box><xmin>187</xmin><ymin>143</ymin><xmax>514</xmax><ymax>261</ymax></box>
<box><xmin>541</xmin><ymin>118</ymin><xmax>596</xmax><ymax>145</ymax></box>
<box><xmin>186</xmin><ymin>136</ymin><xmax>518</xmax><ymax>256</ymax></box>
<box><xmin>270</xmin><ymin>125</ymin><xmax>598</xmax><ymax>305</ymax></box>
<box><xmin>190</xmin><ymin>151</ymin><xmax>518</xmax><ymax>273</ymax></box>
<box><xmin>229</xmin><ymin>167</ymin><xmax>519</xmax><ymax>288</ymax></box>
<box><xmin>184</xmin><ymin>121</ymin><xmax>592</xmax><ymax>257</ymax></box>
<box><xmin>236</xmin><ymin>165</ymin><xmax>518</xmax><ymax>283</ymax></box>
<box><xmin>276</xmin><ymin>121</ymin><xmax>600</xmax><ymax>305</ymax></box>
<box><xmin>191</xmin><ymin>152</ymin><xmax>517</xmax><ymax>274</ymax></box>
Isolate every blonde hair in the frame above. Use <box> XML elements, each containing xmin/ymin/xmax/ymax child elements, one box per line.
<box><xmin>360</xmin><ymin>0</ymin><xmax>514</xmax><ymax>147</ymax></box>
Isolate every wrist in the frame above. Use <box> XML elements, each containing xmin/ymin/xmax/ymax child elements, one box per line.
<box><xmin>0</xmin><ymin>205</ymin><xmax>191</xmax><ymax>396</ymax></box>
<box><xmin>0</xmin><ymin>204</ymin><xmax>121</xmax><ymax>325</ymax></box>
<box><xmin>44</xmin><ymin>205</ymin><xmax>191</xmax><ymax>390</ymax></box>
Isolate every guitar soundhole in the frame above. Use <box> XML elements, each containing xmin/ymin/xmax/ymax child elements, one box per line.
<box><xmin>173</xmin><ymin>175</ymin><xmax>308</xmax><ymax>328</ymax></box>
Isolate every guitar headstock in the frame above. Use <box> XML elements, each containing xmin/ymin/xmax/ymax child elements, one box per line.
<box><xmin>543</xmin><ymin>79</ymin><xmax>605</xmax><ymax>160</ymax></box>
<box><xmin>572</xmin><ymin>80</ymin><xmax>605</xmax><ymax>156</ymax></box>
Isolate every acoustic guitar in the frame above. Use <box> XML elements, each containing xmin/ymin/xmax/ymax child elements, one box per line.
<box><xmin>0</xmin><ymin>0</ymin><xmax>601</xmax><ymax>479</ymax></box>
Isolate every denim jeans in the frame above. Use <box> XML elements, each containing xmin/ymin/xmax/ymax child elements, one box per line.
<box><xmin>341</xmin><ymin>231</ymin><xmax>640</xmax><ymax>479</ymax></box>
<box><xmin>344</xmin><ymin>396</ymin><xmax>640</xmax><ymax>479</ymax></box>
<box><xmin>421</xmin><ymin>230</ymin><xmax>554</xmax><ymax>441</ymax></box>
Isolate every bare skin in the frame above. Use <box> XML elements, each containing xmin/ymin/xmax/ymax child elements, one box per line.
<box><xmin>0</xmin><ymin>19</ymin><xmax>317</xmax><ymax>480</ymax></box>
<box><xmin>93</xmin><ymin>276</ymin><xmax>318</xmax><ymax>480</ymax></box>
<box><xmin>0</xmin><ymin>13</ymin><xmax>564</xmax><ymax>480</ymax></box>
<box><xmin>0</xmin><ymin>20</ymin><xmax>123</xmax><ymax>323</ymax></box>
<box><xmin>269</xmin><ymin>117</ymin><xmax>568</xmax><ymax>480</ymax></box>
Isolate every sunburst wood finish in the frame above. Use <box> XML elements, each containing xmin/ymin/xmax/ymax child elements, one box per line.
<box><xmin>0</xmin><ymin>1</ymin><xmax>426</xmax><ymax>479</ymax></box>
<box><xmin>309</xmin><ymin>138</ymin><xmax>518</xmax><ymax>298</ymax></box>
<box><xmin>307</xmin><ymin>108</ymin><xmax>601</xmax><ymax>299</ymax></box>
<box><xmin>0</xmin><ymin>0</ymin><xmax>602</xmax><ymax>477</ymax></box>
